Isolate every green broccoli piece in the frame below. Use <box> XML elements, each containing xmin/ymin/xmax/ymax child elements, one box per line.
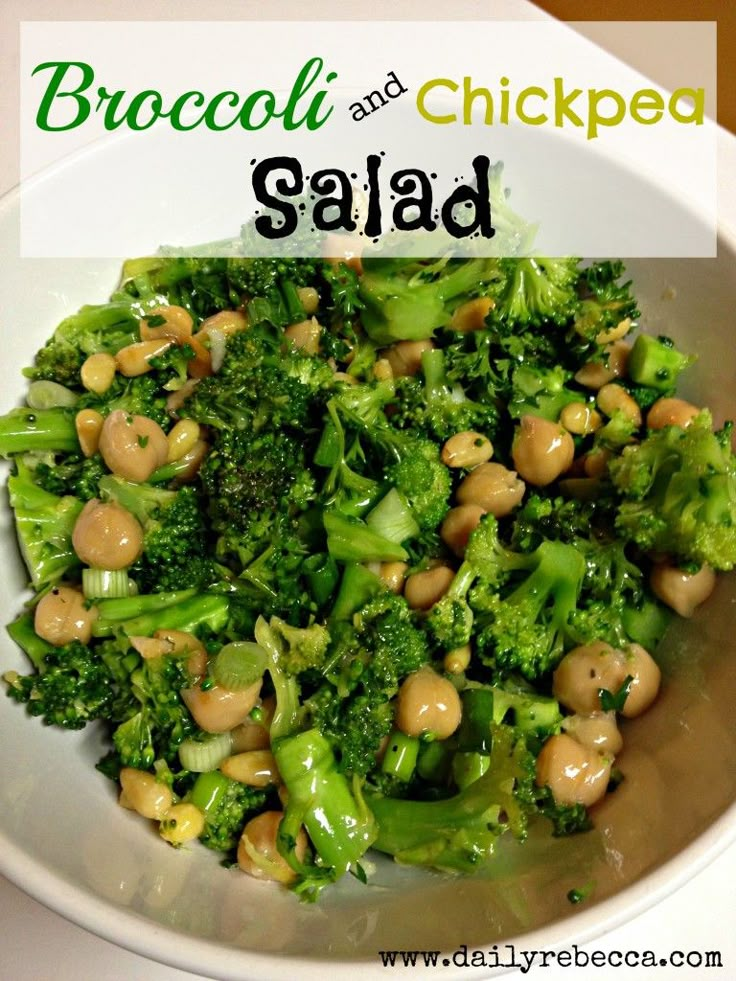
<box><xmin>627</xmin><ymin>334</ymin><xmax>695</xmax><ymax>393</ymax></box>
<box><xmin>189</xmin><ymin>771</ymin><xmax>268</xmax><ymax>854</ymax></box>
<box><xmin>609</xmin><ymin>411</ymin><xmax>736</xmax><ymax>570</ymax></box>
<box><xmin>0</xmin><ymin>407</ymin><xmax>79</xmax><ymax>458</ymax></box>
<box><xmin>508</xmin><ymin>364</ymin><xmax>582</xmax><ymax>421</ymax></box>
<box><xmin>359</xmin><ymin>257</ymin><xmax>503</xmax><ymax>345</ymax></box>
<box><xmin>78</xmin><ymin>374</ymin><xmax>170</xmax><ymax>430</ymax></box>
<box><xmin>491</xmin><ymin>257</ymin><xmax>580</xmax><ymax>328</ymax></box>
<box><xmin>572</xmin><ymin>260</ymin><xmax>640</xmax><ymax>341</ymax></box>
<box><xmin>266</xmin><ymin>617</ymin><xmax>331</xmax><ymax>676</ymax></box>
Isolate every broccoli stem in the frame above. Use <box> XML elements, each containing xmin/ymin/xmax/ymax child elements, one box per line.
<box><xmin>92</xmin><ymin>590</ymin><xmax>229</xmax><ymax>637</ymax></box>
<box><xmin>302</xmin><ymin>552</ymin><xmax>340</xmax><ymax>607</ymax></box>
<box><xmin>628</xmin><ymin>334</ymin><xmax>694</xmax><ymax>391</ymax></box>
<box><xmin>381</xmin><ymin>730</ymin><xmax>419</xmax><ymax>781</ymax></box>
<box><xmin>273</xmin><ymin>727</ymin><xmax>377</xmax><ymax>877</ymax></box>
<box><xmin>330</xmin><ymin>563</ymin><xmax>385</xmax><ymax>621</ymax></box>
<box><xmin>0</xmin><ymin>407</ymin><xmax>79</xmax><ymax>457</ymax></box>
<box><xmin>6</xmin><ymin>612</ymin><xmax>53</xmax><ymax>672</ymax></box>
<box><xmin>190</xmin><ymin>770</ymin><xmax>231</xmax><ymax>814</ymax></box>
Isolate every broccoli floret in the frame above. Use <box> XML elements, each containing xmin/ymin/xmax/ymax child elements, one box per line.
<box><xmin>98</xmin><ymin>476</ymin><xmax>215</xmax><ymax>592</ymax></box>
<box><xmin>78</xmin><ymin>374</ymin><xmax>170</xmax><ymax>430</ymax></box>
<box><xmin>190</xmin><ymin>771</ymin><xmax>268</xmax><ymax>854</ymax></box>
<box><xmin>627</xmin><ymin>333</ymin><xmax>695</xmax><ymax>393</ymax></box>
<box><xmin>111</xmin><ymin>652</ymin><xmax>196</xmax><ymax>769</ymax></box>
<box><xmin>359</xmin><ymin>257</ymin><xmax>503</xmax><ymax>345</ymax></box>
<box><xmin>572</xmin><ymin>261</ymin><xmax>640</xmax><ymax>341</ymax></box>
<box><xmin>266</xmin><ymin>617</ymin><xmax>331</xmax><ymax>676</ymax></box>
<box><xmin>4</xmin><ymin>639</ymin><xmax>114</xmax><ymax>730</ymax></box>
<box><xmin>7</xmin><ymin>460</ymin><xmax>83</xmax><ymax>589</ymax></box>
<box><xmin>0</xmin><ymin>408</ymin><xmax>80</xmax><ymax>459</ymax></box>
<box><xmin>466</xmin><ymin>517</ymin><xmax>587</xmax><ymax>681</ymax></box>
<box><xmin>609</xmin><ymin>411</ymin><xmax>736</xmax><ymax>570</ymax></box>
<box><xmin>491</xmin><ymin>257</ymin><xmax>580</xmax><ymax>328</ymax></box>
<box><xmin>508</xmin><ymin>364</ymin><xmax>582</xmax><ymax>421</ymax></box>
<box><xmin>24</xmin><ymin>302</ymin><xmax>140</xmax><ymax>387</ymax></box>
<box><xmin>367</xmin><ymin>724</ymin><xmax>532</xmax><ymax>872</ymax></box>
<box><xmin>31</xmin><ymin>453</ymin><xmax>106</xmax><ymax>502</ymax></box>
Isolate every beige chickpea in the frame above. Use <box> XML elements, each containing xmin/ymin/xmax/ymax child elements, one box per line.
<box><xmin>535</xmin><ymin>733</ymin><xmax>611</xmax><ymax>807</ymax></box>
<box><xmin>450</xmin><ymin>296</ymin><xmax>494</xmax><ymax>333</ymax></box>
<box><xmin>650</xmin><ymin>562</ymin><xmax>716</xmax><ymax>618</ymax></box>
<box><xmin>395</xmin><ymin>667</ymin><xmax>462</xmax><ymax>740</ymax></box>
<box><xmin>562</xmin><ymin>712</ymin><xmax>623</xmax><ymax>756</ymax></box>
<box><xmin>404</xmin><ymin>565</ymin><xmax>455</xmax><ymax>611</ymax></box>
<box><xmin>181</xmin><ymin>679</ymin><xmax>262</xmax><ymax>733</ymax></box>
<box><xmin>237</xmin><ymin>811</ymin><xmax>308</xmax><ymax>884</ymax></box>
<box><xmin>230</xmin><ymin>717</ymin><xmax>271</xmax><ymax>753</ymax></box>
<box><xmin>80</xmin><ymin>353</ymin><xmax>117</xmax><ymax>395</ymax></box>
<box><xmin>198</xmin><ymin>309</ymin><xmax>248</xmax><ymax>338</ymax></box>
<box><xmin>159</xmin><ymin>803</ymin><xmax>205</xmax><ymax>846</ymax></box>
<box><xmin>646</xmin><ymin>397</ymin><xmax>700</xmax><ymax>431</ymax></box>
<box><xmin>574</xmin><ymin>340</ymin><xmax>630</xmax><ymax>389</ymax></box>
<box><xmin>560</xmin><ymin>402</ymin><xmax>602</xmax><ymax>436</ymax></box>
<box><xmin>165</xmin><ymin>378</ymin><xmax>200</xmax><ymax>415</ymax></box>
<box><xmin>620</xmin><ymin>643</ymin><xmax>661</xmax><ymax>718</ymax></box>
<box><xmin>552</xmin><ymin>641</ymin><xmax>629</xmax><ymax>715</ymax></box>
<box><xmin>456</xmin><ymin>462</ymin><xmax>526</xmax><ymax>516</ymax></box>
<box><xmin>384</xmin><ymin>339</ymin><xmax>434</xmax><ymax>378</ymax></box>
<box><xmin>284</xmin><ymin>318</ymin><xmax>321</xmax><ymax>355</ymax></box>
<box><xmin>322</xmin><ymin>232</ymin><xmax>363</xmax><ymax>274</ymax></box>
<box><xmin>440</xmin><ymin>505</ymin><xmax>485</xmax><ymax>558</ymax></box>
<box><xmin>373</xmin><ymin>358</ymin><xmax>393</xmax><ymax>382</ymax></box>
<box><xmin>139</xmin><ymin>305</ymin><xmax>193</xmax><ymax>344</ymax></box>
<box><xmin>153</xmin><ymin>629</ymin><xmax>207</xmax><ymax>679</ymax></box>
<box><xmin>583</xmin><ymin>448</ymin><xmax>612</xmax><ymax>479</ymax></box>
<box><xmin>170</xmin><ymin>439</ymin><xmax>210</xmax><ymax>483</ymax></box>
<box><xmin>72</xmin><ymin>499</ymin><xmax>144</xmax><ymax>570</ymax></box>
<box><xmin>98</xmin><ymin>410</ymin><xmax>169</xmax><ymax>483</ymax></box>
<box><xmin>119</xmin><ymin>767</ymin><xmax>173</xmax><ymax>820</ymax></box>
<box><xmin>115</xmin><ymin>338</ymin><xmax>173</xmax><ymax>378</ymax></box>
<box><xmin>34</xmin><ymin>585</ymin><xmax>97</xmax><ymax>647</ymax></box>
<box><xmin>512</xmin><ymin>416</ymin><xmax>574</xmax><ymax>487</ymax></box>
<box><xmin>166</xmin><ymin>419</ymin><xmax>201</xmax><ymax>463</ymax></box>
<box><xmin>220</xmin><ymin>750</ymin><xmax>280</xmax><ymax>788</ymax></box>
<box><xmin>596</xmin><ymin>384</ymin><xmax>642</xmax><ymax>427</ymax></box>
<box><xmin>441</xmin><ymin>431</ymin><xmax>493</xmax><ymax>469</ymax></box>
<box><xmin>444</xmin><ymin>644</ymin><xmax>471</xmax><ymax>675</ymax></box>
<box><xmin>296</xmin><ymin>287</ymin><xmax>319</xmax><ymax>315</ymax></box>
<box><xmin>379</xmin><ymin>561</ymin><xmax>409</xmax><ymax>594</ymax></box>
<box><xmin>595</xmin><ymin>317</ymin><xmax>632</xmax><ymax>346</ymax></box>
<box><xmin>75</xmin><ymin>408</ymin><xmax>104</xmax><ymax>458</ymax></box>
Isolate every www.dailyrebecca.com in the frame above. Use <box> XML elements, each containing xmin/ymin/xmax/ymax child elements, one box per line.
<box><xmin>377</xmin><ymin>943</ymin><xmax>724</xmax><ymax>971</ymax></box>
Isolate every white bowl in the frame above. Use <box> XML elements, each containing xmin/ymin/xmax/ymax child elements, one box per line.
<box><xmin>1</xmin><ymin>170</ymin><xmax>736</xmax><ymax>978</ymax></box>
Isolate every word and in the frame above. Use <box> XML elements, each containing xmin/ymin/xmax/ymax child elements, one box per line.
<box><xmin>251</xmin><ymin>154</ymin><xmax>495</xmax><ymax>241</ymax></box>
<box><xmin>417</xmin><ymin>76</ymin><xmax>705</xmax><ymax>140</ymax></box>
<box><xmin>32</xmin><ymin>57</ymin><xmax>336</xmax><ymax>132</ymax></box>
<box><xmin>349</xmin><ymin>71</ymin><xmax>407</xmax><ymax>121</ymax></box>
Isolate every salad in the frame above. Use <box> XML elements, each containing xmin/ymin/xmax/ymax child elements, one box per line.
<box><xmin>1</xmin><ymin>250</ymin><xmax>734</xmax><ymax>900</ymax></box>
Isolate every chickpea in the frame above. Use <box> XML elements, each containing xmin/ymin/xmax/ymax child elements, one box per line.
<box><xmin>34</xmin><ymin>585</ymin><xmax>97</xmax><ymax>646</ymax></box>
<box><xmin>139</xmin><ymin>305</ymin><xmax>193</xmax><ymax>343</ymax></box>
<box><xmin>230</xmin><ymin>717</ymin><xmax>271</xmax><ymax>753</ymax></box>
<box><xmin>583</xmin><ymin>448</ymin><xmax>612</xmax><ymax>479</ymax></box>
<box><xmin>237</xmin><ymin>811</ymin><xmax>308</xmax><ymax>884</ymax></box>
<box><xmin>444</xmin><ymin>644</ymin><xmax>471</xmax><ymax>675</ymax></box>
<box><xmin>322</xmin><ymin>232</ymin><xmax>363</xmax><ymax>274</ymax></box>
<box><xmin>535</xmin><ymin>733</ymin><xmax>611</xmax><ymax>807</ymax></box>
<box><xmin>595</xmin><ymin>317</ymin><xmax>632</xmax><ymax>346</ymax></box>
<box><xmin>646</xmin><ymin>397</ymin><xmax>700</xmax><ymax>431</ymax></box>
<box><xmin>562</xmin><ymin>712</ymin><xmax>623</xmax><ymax>756</ymax></box>
<box><xmin>166</xmin><ymin>419</ymin><xmax>201</xmax><ymax>463</ymax></box>
<box><xmin>165</xmin><ymin>377</ymin><xmax>199</xmax><ymax>415</ymax></box>
<box><xmin>373</xmin><ymin>358</ymin><xmax>393</xmax><ymax>382</ymax></box>
<box><xmin>221</xmin><ymin>750</ymin><xmax>280</xmax><ymax>788</ymax></box>
<box><xmin>296</xmin><ymin>286</ymin><xmax>319</xmax><ymax>315</ymax></box>
<box><xmin>72</xmin><ymin>499</ymin><xmax>144</xmax><ymax>570</ymax></box>
<box><xmin>186</xmin><ymin>334</ymin><xmax>213</xmax><ymax>379</ymax></box>
<box><xmin>596</xmin><ymin>384</ymin><xmax>642</xmax><ymax>428</ymax></box>
<box><xmin>284</xmin><ymin>317</ymin><xmax>321</xmax><ymax>355</ymax></box>
<box><xmin>441</xmin><ymin>431</ymin><xmax>493</xmax><ymax>469</ymax></box>
<box><xmin>440</xmin><ymin>504</ymin><xmax>485</xmax><ymax>558</ymax></box>
<box><xmin>153</xmin><ymin>629</ymin><xmax>207</xmax><ymax>678</ymax></box>
<box><xmin>98</xmin><ymin>410</ymin><xmax>168</xmax><ymax>483</ymax></box>
<box><xmin>80</xmin><ymin>353</ymin><xmax>117</xmax><ymax>395</ymax></box>
<box><xmin>552</xmin><ymin>641</ymin><xmax>628</xmax><ymax>715</ymax></box>
<box><xmin>119</xmin><ymin>767</ymin><xmax>173</xmax><ymax>820</ymax></box>
<box><xmin>450</xmin><ymin>296</ymin><xmax>494</xmax><ymax>333</ymax></box>
<box><xmin>115</xmin><ymin>338</ymin><xmax>173</xmax><ymax>378</ymax></box>
<box><xmin>456</xmin><ymin>462</ymin><xmax>526</xmax><ymax>516</ymax></box>
<box><xmin>384</xmin><ymin>339</ymin><xmax>434</xmax><ymax>378</ymax></box>
<box><xmin>75</xmin><ymin>408</ymin><xmax>104</xmax><ymax>458</ymax></box>
<box><xmin>560</xmin><ymin>402</ymin><xmax>602</xmax><ymax>436</ymax></box>
<box><xmin>404</xmin><ymin>566</ymin><xmax>454</xmax><ymax>611</ymax></box>
<box><xmin>574</xmin><ymin>341</ymin><xmax>630</xmax><ymax>389</ymax></box>
<box><xmin>169</xmin><ymin>439</ymin><xmax>210</xmax><ymax>484</ymax></box>
<box><xmin>181</xmin><ymin>679</ymin><xmax>262</xmax><ymax>733</ymax></box>
<box><xmin>160</xmin><ymin>803</ymin><xmax>205</xmax><ymax>846</ymax></box>
<box><xmin>198</xmin><ymin>309</ymin><xmax>248</xmax><ymax>338</ymax></box>
<box><xmin>621</xmin><ymin>643</ymin><xmax>661</xmax><ymax>718</ymax></box>
<box><xmin>650</xmin><ymin>562</ymin><xmax>716</xmax><ymax>618</ymax></box>
<box><xmin>395</xmin><ymin>667</ymin><xmax>462</xmax><ymax>740</ymax></box>
<box><xmin>379</xmin><ymin>561</ymin><xmax>409</xmax><ymax>594</ymax></box>
<box><xmin>512</xmin><ymin>416</ymin><xmax>574</xmax><ymax>487</ymax></box>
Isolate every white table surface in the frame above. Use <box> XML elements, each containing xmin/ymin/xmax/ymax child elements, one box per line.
<box><xmin>1</xmin><ymin>2</ymin><xmax>735</xmax><ymax>979</ymax></box>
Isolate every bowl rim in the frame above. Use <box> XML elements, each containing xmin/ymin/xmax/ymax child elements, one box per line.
<box><xmin>2</xmin><ymin>125</ymin><xmax>736</xmax><ymax>978</ymax></box>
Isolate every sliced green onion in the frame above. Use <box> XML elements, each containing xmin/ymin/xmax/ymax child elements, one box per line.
<box><xmin>82</xmin><ymin>568</ymin><xmax>132</xmax><ymax>600</ymax></box>
<box><xmin>212</xmin><ymin>642</ymin><xmax>267</xmax><ymax>691</ymax></box>
<box><xmin>178</xmin><ymin>732</ymin><xmax>233</xmax><ymax>772</ymax></box>
<box><xmin>27</xmin><ymin>380</ymin><xmax>79</xmax><ymax>410</ymax></box>
<box><xmin>366</xmin><ymin>488</ymin><xmax>420</xmax><ymax>544</ymax></box>
<box><xmin>189</xmin><ymin>770</ymin><xmax>231</xmax><ymax>814</ymax></box>
<box><xmin>381</xmin><ymin>730</ymin><xmax>420</xmax><ymax>781</ymax></box>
